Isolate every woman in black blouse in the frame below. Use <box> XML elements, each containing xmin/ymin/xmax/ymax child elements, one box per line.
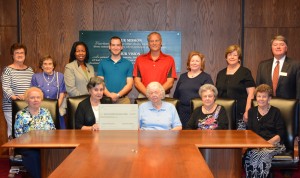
<box><xmin>216</xmin><ymin>45</ymin><xmax>255</xmax><ymax>130</ymax></box>
<box><xmin>75</xmin><ymin>77</ymin><xmax>111</xmax><ymax>130</ymax></box>
<box><xmin>243</xmin><ymin>84</ymin><xmax>285</xmax><ymax>178</ymax></box>
<box><xmin>186</xmin><ymin>84</ymin><xmax>228</xmax><ymax>130</ymax></box>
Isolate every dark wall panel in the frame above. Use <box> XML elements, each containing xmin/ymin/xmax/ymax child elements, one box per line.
<box><xmin>20</xmin><ymin>0</ymin><xmax>94</xmax><ymax>72</ymax></box>
<box><xmin>244</xmin><ymin>0</ymin><xmax>300</xmax><ymax>80</ymax></box>
<box><xmin>0</xmin><ymin>0</ymin><xmax>18</xmax><ymax>155</ymax></box>
<box><xmin>19</xmin><ymin>0</ymin><xmax>241</xmax><ymax>80</ymax></box>
<box><xmin>245</xmin><ymin>0</ymin><xmax>300</xmax><ymax>27</ymax></box>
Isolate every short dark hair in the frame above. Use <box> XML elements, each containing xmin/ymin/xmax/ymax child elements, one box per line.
<box><xmin>147</xmin><ymin>32</ymin><xmax>162</xmax><ymax>42</ymax></box>
<box><xmin>87</xmin><ymin>77</ymin><xmax>105</xmax><ymax>90</ymax></box>
<box><xmin>39</xmin><ymin>55</ymin><xmax>56</xmax><ymax>69</ymax></box>
<box><xmin>69</xmin><ymin>41</ymin><xmax>89</xmax><ymax>63</ymax></box>
<box><xmin>10</xmin><ymin>43</ymin><xmax>27</xmax><ymax>55</ymax></box>
<box><xmin>110</xmin><ymin>36</ymin><xmax>122</xmax><ymax>46</ymax></box>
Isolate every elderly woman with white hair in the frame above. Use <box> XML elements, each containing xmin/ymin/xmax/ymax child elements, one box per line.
<box><xmin>186</xmin><ymin>84</ymin><xmax>228</xmax><ymax>130</ymax></box>
<box><xmin>138</xmin><ymin>82</ymin><xmax>182</xmax><ymax>130</ymax></box>
<box><xmin>14</xmin><ymin>87</ymin><xmax>56</xmax><ymax>178</ymax></box>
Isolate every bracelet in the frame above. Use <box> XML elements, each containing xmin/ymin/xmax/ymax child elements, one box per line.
<box><xmin>117</xmin><ymin>93</ymin><xmax>120</xmax><ymax>98</ymax></box>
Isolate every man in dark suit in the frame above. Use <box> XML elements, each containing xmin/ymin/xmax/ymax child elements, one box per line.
<box><xmin>256</xmin><ymin>35</ymin><xmax>300</xmax><ymax>99</ymax></box>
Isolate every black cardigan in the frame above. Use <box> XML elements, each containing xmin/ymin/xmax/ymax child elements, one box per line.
<box><xmin>75</xmin><ymin>96</ymin><xmax>112</xmax><ymax>129</ymax></box>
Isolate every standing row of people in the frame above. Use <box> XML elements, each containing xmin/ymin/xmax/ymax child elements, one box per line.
<box><xmin>1</xmin><ymin>32</ymin><xmax>299</xmax><ymax>178</ymax></box>
<box><xmin>2</xmin><ymin>33</ymin><xmax>299</xmax><ymax>136</ymax></box>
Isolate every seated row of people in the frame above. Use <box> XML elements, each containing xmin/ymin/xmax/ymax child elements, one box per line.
<box><xmin>14</xmin><ymin>79</ymin><xmax>286</xmax><ymax>178</ymax></box>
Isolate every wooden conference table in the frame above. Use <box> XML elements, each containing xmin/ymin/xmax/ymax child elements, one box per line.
<box><xmin>2</xmin><ymin>130</ymin><xmax>272</xmax><ymax>178</ymax></box>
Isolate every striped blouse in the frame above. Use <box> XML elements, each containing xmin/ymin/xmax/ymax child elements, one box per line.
<box><xmin>1</xmin><ymin>66</ymin><xmax>34</xmax><ymax>112</ymax></box>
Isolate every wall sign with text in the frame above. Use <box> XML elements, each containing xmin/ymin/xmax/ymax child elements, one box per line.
<box><xmin>79</xmin><ymin>31</ymin><xmax>182</xmax><ymax>74</ymax></box>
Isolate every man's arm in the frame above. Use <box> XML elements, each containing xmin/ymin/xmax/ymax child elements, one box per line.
<box><xmin>162</xmin><ymin>78</ymin><xmax>175</xmax><ymax>92</ymax></box>
<box><xmin>117</xmin><ymin>77</ymin><xmax>133</xmax><ymax>97</ymax></box>
<box><xmin>98</xmin><ymin>76</ymin><xmax>118</xmax><ymax>101</ymax></box>
<box><xmin>134</xmin><ymin>77</ymin><xmax>147</xmax><ymax>96</ymax></box>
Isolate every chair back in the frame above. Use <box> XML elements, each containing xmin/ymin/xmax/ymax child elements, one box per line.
<box><xmin>135</xmin><ymin>97</ymin><xmax>180</xmax><ymax>109</ymax></box>
<box><xmin>67</xmin><ymin>95</ymin><xmax>89</xmax><ymax>129</ymax></box>
<box><xmin>67</xmin><ymin>95</ymin><xmax>113</xmax><ymax>129</ymax></box>
<box><xmin>191</xmin><ymin>98</ymin><xmax>236</xmax><ymax>130</ymax></box>
<box><xmin>12</xmin><ymin>99</ymin><xmax>59</xmax><ymax>136</ymax></box>
<box><xmin>252</xmin><ymin>98</ymin><xmax>299</xmax><ymax>151</ymax></box>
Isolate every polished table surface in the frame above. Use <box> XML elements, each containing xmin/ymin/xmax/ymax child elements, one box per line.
<box><xmin>2</xmin><ymin>130</ymin><xmax>272</xmax><ymax>178</ymax></box>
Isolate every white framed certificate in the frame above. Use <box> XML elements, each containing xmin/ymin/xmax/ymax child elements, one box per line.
<box><xmin>99</xmin><ymin>104</ymin><xmax>138</xmax><ymax>130</ymax></box>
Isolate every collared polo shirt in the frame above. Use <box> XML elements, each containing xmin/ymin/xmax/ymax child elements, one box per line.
<box><xmin>139</xmin><ymin>101</ymin><xmax>182</xmax><ymax>130</ymax></box>
<box><xmin>98</xmin><ymin>57</ymin><xmax>133</xmax><ymax>93</ymax></box>
<box><xmin>133</xmin><ymin>52</ymin><xmax>177</xmax><ymax>87</ymax></box>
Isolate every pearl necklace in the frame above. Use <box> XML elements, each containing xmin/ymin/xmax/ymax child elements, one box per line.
<box><xmin>43</xmin><ymin>72</ymin><xmax>55</xmax><ymax>85</ymax></box>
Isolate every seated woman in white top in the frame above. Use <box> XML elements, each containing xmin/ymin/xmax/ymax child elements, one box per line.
<box><xmin>138</xmin><ymin>82</ymin><xmax>182</xmax><ymax>130</ymax></box>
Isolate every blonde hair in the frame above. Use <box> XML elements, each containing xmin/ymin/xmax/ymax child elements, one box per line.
<box><xmin>24</xmin><ymin>87</ymin><xmax>44</xmax><ymax>101</ymax></box>
<box><xmin>271</xmin><ymin>35</ymin><xmax>288</xmax><ymax>46</ymax></box>
<box><xmin>225</xmin><ymin>44</ymin><xmax>242</xmax><ymax>60</ymax></box>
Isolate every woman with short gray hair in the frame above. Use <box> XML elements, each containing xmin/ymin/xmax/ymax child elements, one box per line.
<box><xmin>139</xmin><ymin>82</ymin><xmax>182</xmax><ymax>130</ymax></box>
<box><xmin>186</xmin><ymin>84</ymin><xmax>228</xmax><ymax>130</ymax></box>
<box><xmin>75</xmin><ymin>77</ymin><xmax>110</xmax><ymax>130</ymax></box>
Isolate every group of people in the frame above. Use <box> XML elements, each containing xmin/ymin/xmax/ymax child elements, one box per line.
<box><xmin>1</xmin><ymin>32</ymin><xmax>299</xmax><ymax>178</ymax></box>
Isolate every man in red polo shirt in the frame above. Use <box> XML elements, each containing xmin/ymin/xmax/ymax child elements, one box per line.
<box><xmin>133</xmin><ymin>32</ymin><xmax>177</xmax><ymax>97</ymax></box>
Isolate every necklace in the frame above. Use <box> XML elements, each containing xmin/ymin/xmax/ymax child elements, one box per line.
<box><xmin>189</xmin><ymin>71</ymin><xmax>201</xmax><ymax>78</ymax></box>
<box><xmin>257</xmin><ymin>105</ymin><xmax>270</xmax><ymax>121</ymax></box>
<box><xmin>203</xmin><ymin>104</ymin><xmax>215</xmax><ymax>113</ymax></box>
<box><xmin>258</xmin><ymin>105</ymin><xmax>270</xmax><ymax>115</ymax></box>
<box><xmin>43</xmin><ymin>72</ymin><xmax>55</xmax><ymax>85</ymax></box>
<box><xmin>227</xmin><ymin>64</ymin><xmax>240</xmax><ymax>74</ymax></box>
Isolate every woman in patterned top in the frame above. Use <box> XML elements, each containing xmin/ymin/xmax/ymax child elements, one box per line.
<box><xmin>14</xmin><ymin>87</ymin><xmax>56</xmax><ymax>178</ymax></box>
<box><xmin>186</xmin><ymin>84</ymin><xmax>228</xmax><ymax>130</ymax></box>
<box><xmin>1</xmin><ymin>43</ymin><xmax>34</xmax><ymax>138</ymax></box>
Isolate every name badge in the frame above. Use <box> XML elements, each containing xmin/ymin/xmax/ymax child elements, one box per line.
<box><xmin>280</xmin><ymin>72</ymin><xmax>287</xmax><ymax>76</ymax></box>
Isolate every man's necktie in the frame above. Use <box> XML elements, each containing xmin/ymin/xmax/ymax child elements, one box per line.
<box><xmin>272</xmin><ymin>61</ymin><xmax>280</xmax><ymax>96</ymax></box>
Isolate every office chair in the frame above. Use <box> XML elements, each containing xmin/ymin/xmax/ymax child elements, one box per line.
<box><xmin>135</xmin><ymin>97</ymin><xmax>180</xmax><ymax>109</ymax></box>
<box><xmin>10</xmin><ymin>98</ymin><xmax>59</xmax><ymax>177</ymax></box>
<box><xmin>252</xmin><ymin>98</ymin><xmax>299</xmax><ymax>176</ymax></box>
<box><xmin>67</xmin><ymin>95</ymin><xmax>112</xmax><ymax>129</ymax></box>
<box><xmin>190</xmin><ymin>98</ymin><xmax>237</xmax><ymax>130</ymax></box>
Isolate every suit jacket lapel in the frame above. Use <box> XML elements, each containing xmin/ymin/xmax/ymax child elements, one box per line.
<box><xmin>74</xmin><ymin>61</ymin><xmax>89</xmax><ymax>82</ymax></box>
<box><xmin>266</xmin><ymin>60</ymin><xmax>273</xmax><ymax>84</ymax></box>
<box><xmin>278</xmin><ymin>57</ymin><xmax>291</xmax><ymax>84</ymax></box>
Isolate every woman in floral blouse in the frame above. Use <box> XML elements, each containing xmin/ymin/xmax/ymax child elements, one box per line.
<box><xmin>186</xmin><ymin>84</ymin><xmax>228</xmax><ymax>130</ymax></box>
<box><xmin>14</xmin><ymin>87</ymin><xmax>55</xmax><ymax>178</ymax></box>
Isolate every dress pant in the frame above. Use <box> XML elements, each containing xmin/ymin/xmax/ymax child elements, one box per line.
<box><xmin>17</xmin><ymin>148</ymin><xmax>41</xmax><ymax>178</ymax></box>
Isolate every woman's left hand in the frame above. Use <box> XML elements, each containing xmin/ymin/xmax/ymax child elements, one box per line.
<box><xmin>92</xmin><ymin>123</ymin><xmax>100</xmax><ymax>131</ymax></box>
